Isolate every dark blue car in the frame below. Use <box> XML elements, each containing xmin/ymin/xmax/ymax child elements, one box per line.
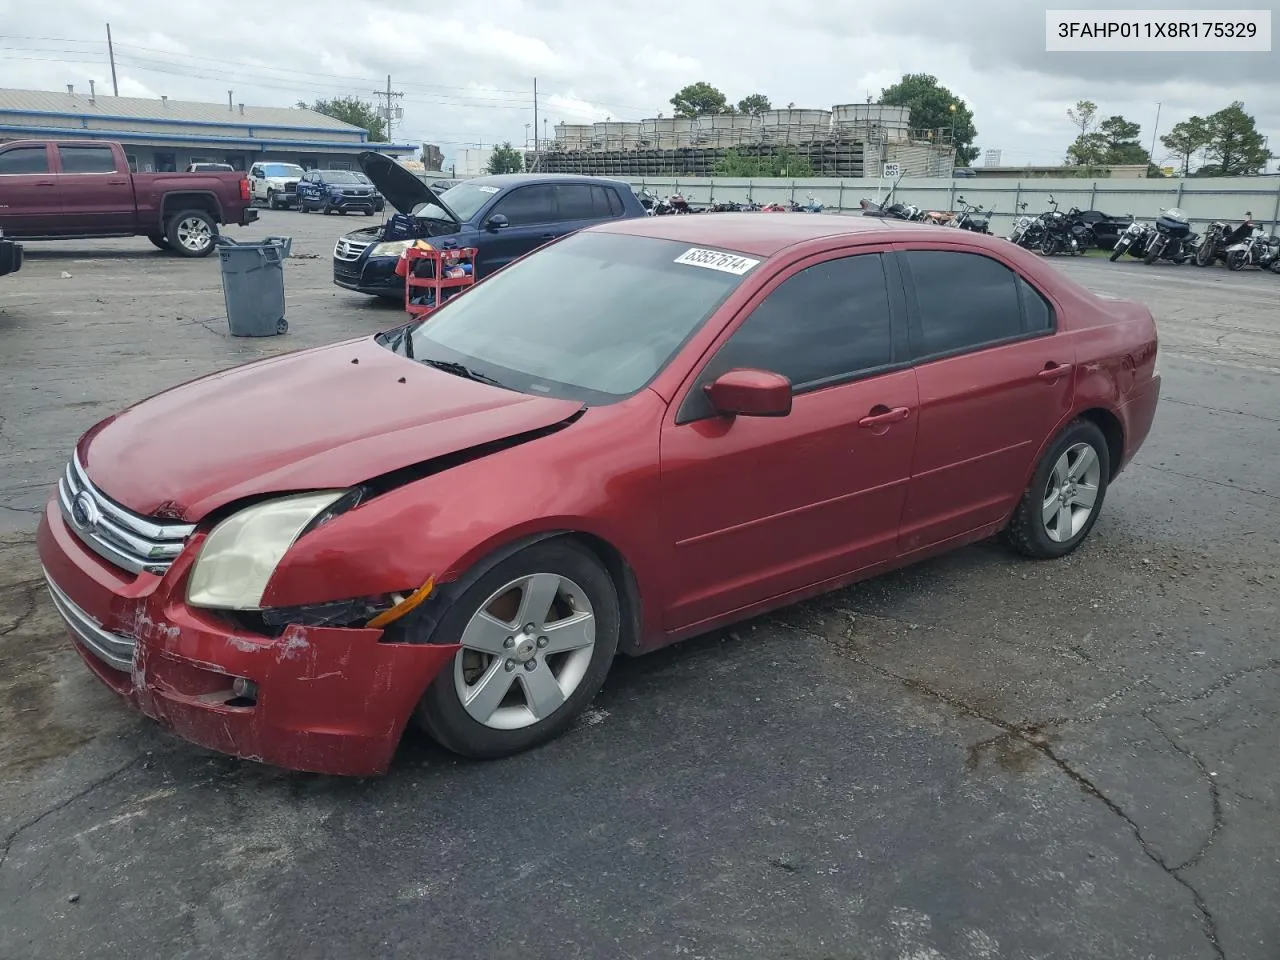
<box><xmin>332</xmin><ymin>154</ymin><xmax>647</xmax><ymax>299</ymax></box>
<box><xmin>298</xmin><ymin>169</ymin><xmax>383</xmax><ymax>216</ymax></box>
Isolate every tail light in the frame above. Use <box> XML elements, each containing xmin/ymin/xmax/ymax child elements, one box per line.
<box><xmin>239</xmin><ymin>177</ymin><xmax>251</xmax><ymax>201</ymax></box>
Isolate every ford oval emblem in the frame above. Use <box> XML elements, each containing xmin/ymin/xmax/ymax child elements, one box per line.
<box><xmin>71</xmin><ymin>491</ymin><xmax>98</xmax><ymax>530</ymax></box>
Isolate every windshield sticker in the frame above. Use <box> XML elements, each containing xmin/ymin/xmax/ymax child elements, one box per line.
<box><xmin>673</xmin><ymin>247</ymin><xmax>760</xmax><ymax>275</ymax></box>
<box><xmin>476</xmin><ymin>185</ymin><xmax>500</xmax><ymax>193</ymax></box>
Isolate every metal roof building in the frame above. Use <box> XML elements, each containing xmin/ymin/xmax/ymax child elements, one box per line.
<box><xmin>0</xmin><ymin>86</ymin><xmax>416</xmax><ymax>173</ymax></box>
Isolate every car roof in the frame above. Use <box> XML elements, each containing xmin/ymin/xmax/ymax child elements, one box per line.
<box><xmin>591</xmin><ymin>212</ymin><xmax>1003</xmax><ymax>258</ymax></box>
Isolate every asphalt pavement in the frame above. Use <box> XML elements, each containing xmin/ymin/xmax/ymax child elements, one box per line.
<box><xmin>1</xmin><ymin>213</ymin><xmax>1277</xmax><ymax>960</ymax></box>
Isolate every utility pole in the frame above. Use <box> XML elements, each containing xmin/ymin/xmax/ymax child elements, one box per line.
<box><xmin>1149</xmin><ymin>102</ymin><xmax>1162</xmax><ymax>168</ymax></box>
<box><xmin>105</xmin><ymin>23</ymin><xmax>119</xmax><ymax>96</ymax></box>
<box><xmin>533</xmin><ymin>78</ymin><xmax>539</xmax><ymax>151</ymax></box>
<box><xmin>371</xmin><ymin>75</ymin><xmax>404</xmax><ymax>142</ymax></box>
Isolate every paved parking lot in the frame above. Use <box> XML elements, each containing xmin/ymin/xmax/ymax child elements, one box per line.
<box><xmin>1</xmin><ymin>211</ymin><xmax>1278</xmax><ymax>960</ymax></box>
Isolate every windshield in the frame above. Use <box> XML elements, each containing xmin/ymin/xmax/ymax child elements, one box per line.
<box><xmin>405</xmin><ymin>232</ymin><xmax>757</xmax><ymax>403</ymax></box>
<box><xmin>262</xmin><ymin>163</ymin><xmax>305</xmax><ymax>178</ymax></box>
<box><xmin>413</xmin><ymin>181</ymin><xmax>499</xmax><ymax>221</ymax></box>
<box><xmin>322</xmin><ymin>171</ymin><xmax>363</xmax><ymax>184</ymax></box>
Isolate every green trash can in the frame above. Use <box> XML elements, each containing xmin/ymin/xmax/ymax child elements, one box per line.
<box><xmin>214</xmin><ymin>235</ymin><xmax>293</xmax><ymax>337</ymax></box>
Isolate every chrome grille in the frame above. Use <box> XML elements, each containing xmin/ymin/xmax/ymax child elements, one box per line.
<box><xmin>44</xmin><ymin>571</ymin><xmax>135</xmax><ymax>671</ymax></box>
<box><xmin>334</xmin><ymin>236</ymin><xmax>373</xmax><ymax>262</ymax></box>
<box><xmin>58</xmin><ymin>453</ymin><xmax>194</xmax><ymax>576</ymax></box>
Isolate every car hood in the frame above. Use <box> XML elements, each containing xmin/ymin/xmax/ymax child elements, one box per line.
<box><xmin>78</xmin><ymin>337</ymin><xmax>583</xmax><ymax>523</ymax></box>
<box><xmin>358</xmin><ymin>152</ymin><xmax>456</xmax><ymax>220</ymax></box>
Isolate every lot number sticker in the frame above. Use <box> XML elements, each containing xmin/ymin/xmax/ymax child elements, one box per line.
<box><xmin>882</xmin><ymin>162</ymin><xmax>902</xmax><ymax>179</ymax></box>
<box><xmin>673</xmin><ymin>247</ymin><xmax>761</xmax><ymax>275</ymax></box>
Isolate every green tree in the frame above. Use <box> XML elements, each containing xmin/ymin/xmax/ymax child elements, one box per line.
<box><xmin>670</xmin><ymin>82</ymin><xmax>731</xmax><ymax>118</ymax></box>
<box><xmin>299</xmin><ymin>96</ymin><xmax>386</xmax><ymax>141</ymax></box>
<box><xmin>486</xmin><ymin>141</ymin><xmax>524</xmax><ymax>174</ymax></box>
<box><xmin>712</xmin><ymin>148</ymin><xmax>813</xmax><ymax>177</ymax></box>
<box><xmin>1067</xmin><ymin>99</ymin><xmax>1099</xmax><ymax>138</ymax></box>
<box><xmin>877</xmin><ymin>74</ymin><xmax>979</xmax><ymax>165</ymax></box>
<box><xmin>736</xmin><ymin>93</ymin><xmax>772</xmax><ymax>116</ymax></box>
<box><xmin>1160</xmin><ymin>117</ymin><xmax>1210</xmax><ymax>176</ymax></box>
<box><xmin>1098</xmin><ymin>114</ymin><xmax>1149</xmax><ymax>165</ymax></box>
<box><xmin>1202</xmin><ymin>101</ymin><xmax>1271</xmax><ymax>176</ymax></box>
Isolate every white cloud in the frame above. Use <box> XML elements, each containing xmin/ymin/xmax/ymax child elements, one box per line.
<box><xmin>0</xmin><ymin>0</ymin><xmax>1274</xmax><ymax>165</ymax></box>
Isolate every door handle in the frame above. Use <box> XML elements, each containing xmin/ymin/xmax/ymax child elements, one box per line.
<box><xmin>1037</xmin><ymin>362</ymin><xmax>1073</xmax><ymax>381</ymax></box>
<box><xmin>108</xmin><ymin>179</ymin><xmax>128</xmax><ymax>185</ymax></box>
<box><xmin>858</xmin><ymin>405</ymin><xmax>911</xmax><ymax>428</ymax></box>
<box><xmin>35</xmin><ymin>180</ymin><xmax>55</xmax><ymax>186</ymax></box>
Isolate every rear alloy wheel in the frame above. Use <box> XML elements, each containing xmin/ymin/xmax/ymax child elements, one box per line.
<box><xmin>1003</xmin><ymin>419</ymin><xmax>1110</xmax><ymax>559</ymax></box>
<box><xmin>415</xmin><ymin>540</ymin><xmax>620</xmax><ymax>758</ymax></box>
<box><xmin>165</xmin><ymin>209</ymin><xmax>218</xmax><ymax>258</ymax></box>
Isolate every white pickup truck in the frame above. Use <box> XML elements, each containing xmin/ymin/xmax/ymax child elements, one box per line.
<box><xmin>248</xmin><ymin>161</ymin><xmax>307</xmax><ymax>210</ymax></box>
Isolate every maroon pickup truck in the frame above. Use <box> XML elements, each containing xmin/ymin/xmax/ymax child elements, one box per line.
<box><xmin>0</xmin><ymin>139</ymin><xmax>259</xmax><ymax>258</ymax></box>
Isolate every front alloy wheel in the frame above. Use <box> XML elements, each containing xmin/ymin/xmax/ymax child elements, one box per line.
<box><xmin>415</xmin><ymin>539</ymin><xmax>619</xmax><ymax>758</ymax></box>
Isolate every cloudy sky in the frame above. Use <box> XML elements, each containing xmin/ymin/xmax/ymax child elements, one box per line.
<box><xmin>1</xmin><ymin>0</ymin><xmax>1276</xmax><ymax>170</ymax></box>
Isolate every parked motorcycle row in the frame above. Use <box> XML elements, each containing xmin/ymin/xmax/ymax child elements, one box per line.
<box><xmin>636</xmin><ymin>188</ymin><xmax>827</xmax><ymax>215</ymax></box>
<box><xmin>1012</xmin><ymin>196</ymin><xmax>1280</xmax><ymax>273</ymax></box>
<box><xmin>857</xmin><ymin>193</ymin><xmax>993</xmax><ymax>233</ymax></box>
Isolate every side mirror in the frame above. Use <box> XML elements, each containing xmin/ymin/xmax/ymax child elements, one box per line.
<box><xmin>485</xmin><ymin>213</ymin><xmax>509</xmax><ymax>231</ymax></box>
<box><xmin>704</xmin><ymin>369</ymin><xmax>792</xmax><ymax>418</ymax></box>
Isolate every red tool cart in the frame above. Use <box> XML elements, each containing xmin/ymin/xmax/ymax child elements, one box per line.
<box><xmin>400</xmin><ymin>245</ymin><xmax>478</xmax><ymax>319</ymax></box>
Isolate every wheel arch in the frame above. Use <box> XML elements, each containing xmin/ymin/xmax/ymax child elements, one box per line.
<box><xmin>1077</xmin><ymin>406</ymin><xmax>1125</xmax><ymax>481</ymax></box>
<box><xmin>159</xmin><ymin>191</ymin><xmax>224</xmax><ymax>229</ymax></box>
<box><xmin>419</xmin><ymin>529</ymin><xmax>647</xmax><ymax>657</ymax></box>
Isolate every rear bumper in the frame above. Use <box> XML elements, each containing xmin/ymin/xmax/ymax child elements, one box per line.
<box><xmin>36</xmin><ymin>497</ymin><xmax>459</xmax><ymax>777</ymax></box>
<box><xmin>1117</xmin><ymin>375</ymin><xmax>1161</xmax><ymax>473</ymax></box>
<box><xmin>239</xmin><ymin>208</ymin><xmax>260</xmax><ymax>226</ymax></box>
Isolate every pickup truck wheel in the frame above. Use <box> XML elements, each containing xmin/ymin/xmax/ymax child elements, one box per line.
<box><xmin>148</xmin><ymin>233</ymin><xmax>172</xmax><ymax>251</ymax></box>
<box><xmin>166</xmin><ymin>209</ymin><xmax>218</xmax><ymax>258</ymax></box>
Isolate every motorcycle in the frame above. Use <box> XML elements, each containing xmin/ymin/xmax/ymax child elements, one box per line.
<box><xmin>1225</xmin><ymin>227</ymin><xmax>1280</xmax><ymax>271</ymax></box>
<box><xmin>1039</xmin><ymin>204</ymin><xmax>1094</xmax><ymax>256</ymax></box>
<box><xmin>947</xmin><ymin>196</ymin><xmax>991</xmax><ymax>233</ymax></box>
<box><xmin>862</xmin><ymin>199</ymin><xmax>921</xmax><ymax>221</ymax></box>
<box><xmin>1108</xmin><ymin>217</ymin><xmax>1152</xmax><ymax>262</ymax></box>
<box><xmin>1142</xmin><ymin>207</ymin><xmax>1196</xmax><ymax>264</ymax></box>
<box><xmin>1007</xmin><ymin>203</ymin><xmax>1038</xmax><ymax>245</ymax></box>
<box><xmin>792</xmin><ymin>193</ymin><xmax>825</xmax><ymax>213</ymax></box>
<box><xmin>1195</xmin><ymin>217</ymin><xmax>1255</xmax><ymax>267</ymax></box>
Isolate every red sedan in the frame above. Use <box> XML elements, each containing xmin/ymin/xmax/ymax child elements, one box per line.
<box><xmin>37</xmin><ymin>214</ymin><xmax>1161</xmax><ymax>776</ymax></box>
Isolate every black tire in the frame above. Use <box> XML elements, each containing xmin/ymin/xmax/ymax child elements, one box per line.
<box><xmin>164</xmin><ymin>208</ymin><xmax>218</xmax><ymax>258</ymax></box>
<box><xmin>1003</xmin><ymin>418</ymin><xmax>1111</xmax><ymax>560</ymax></box>
<box><xmin>1227</xmin><ymin>251</ymin><xmax>1246</xmax><ymax>271</ymax></box>
<box><xmin>364</xmin><ymin>208</ymin><xmax>375</xmax><ymax>216</ymax></box>
<box><xmin>1039</xmin><ymin>234</ymin><xmax>1056</xmax><ymax>256</ymax></box>
<box><xmin>1270</xmin><ymin>259</ymin><xmax>1280</xmax><ymax>274</ymax></box>
<box><xmin>1143</xmin><ymin>244</ymin><xmax>1160</xmax><ymax>265</ymax></box>
<box><xmin>148</xmin><ymin>233</ymin><xmax>172</xmax><ymax>251</ymax></box>
<box><xmin>266</xmin><ymin>189</ymin><xmax>278</xmax><ymax>210</ymax></box>
<box><xmin>322</xmin><ymin>203</ymin><xmax>334</xmax><ymax>215</ymax></box>
<box><xmin>298</xmin><ymin>201</ymin><xmax>309</xmax><ymax>214</ymax></box>
<box><xmin>1195</xmin><ymin>241</ymin><xmax>1214</xmax><ymax>266</ymax></box>
<box><xmin>414</xmin><ymin>539</ymin><xmax>620</xmax><ymax>759</ymax></box>
<box><xmin>276</xmin><ymin>318</ymin><xmax>288</xmax><ymax>334</ymax></box>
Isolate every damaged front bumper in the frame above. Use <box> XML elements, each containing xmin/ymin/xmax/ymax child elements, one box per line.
<box><xmin>37</xmin><ymin>499</ymin><xmax>459</xmax><ymax>777</ymax></box>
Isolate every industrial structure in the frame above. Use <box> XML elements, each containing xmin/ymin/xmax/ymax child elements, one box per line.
<box><xmin>528</xmin><ymin>105</ymin><xmax>956</xmax><ymax>178</ymax></box>
<box><xmin>0</xmin><ymin>86</ymin><xmax>416</xmax><ymax>173</ymax></box>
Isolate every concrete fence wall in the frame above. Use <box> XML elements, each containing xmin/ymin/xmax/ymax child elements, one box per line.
<box><xmin>622</xmin><ymin>176</ymin><xmax>1280</xmax><ymax>235</ymax></box>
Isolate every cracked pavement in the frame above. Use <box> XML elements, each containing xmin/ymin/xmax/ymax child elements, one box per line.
<box><xmin>1</xmin><ymin>215</ymin><xmax>1277</xmax><ymax>960</ymax></box>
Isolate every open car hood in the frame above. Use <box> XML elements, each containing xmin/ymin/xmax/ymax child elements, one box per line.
<box><xmin>77</xmin><ymin>337</ymin><xmax>582</xmax><ymax>522</ymax></box>
<box><xmin>357</xmin><ymin>152</ymin><xmax>459</xmax><ymax>222</ymax></box>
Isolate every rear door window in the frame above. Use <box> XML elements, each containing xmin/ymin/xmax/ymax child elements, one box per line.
<box><xmin>553</xmin><ymin>184</ymin><xmax>595</xmax><ymax>220</ymax></box>
<box><xmin>0</xmin><ymin>146</ymin><xmax>50</xmax><ymax>175</ymax></box>
<box><xmin>903</xmin><ymin>250</ymin><xmax>1030</xmax><ymax>359</ymax></box>
<box><xmin>57</xmin><ymin>146</ymin><xmax>117</xmax><ymax>173</ymax></box>
<box><xmin>491</xmin><ymin>185</ymin><xmax>557</xmax><ymax>226</ymax></box>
